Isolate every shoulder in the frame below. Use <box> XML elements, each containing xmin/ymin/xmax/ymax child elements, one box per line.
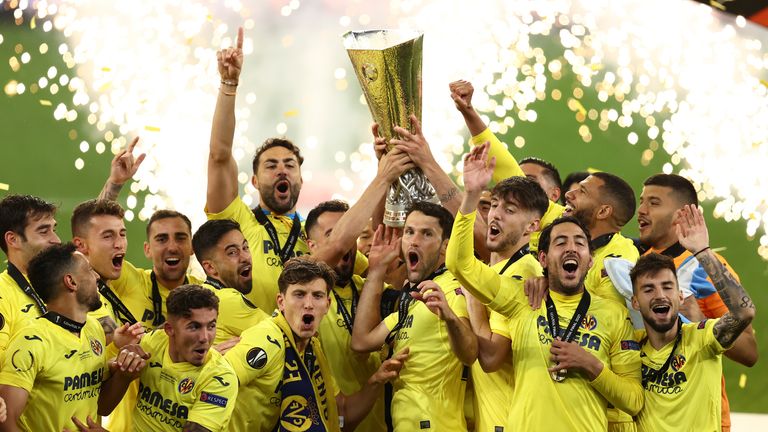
<box><xmin>435</xmin><ymin>271</ymin><xmax>461</xmax><ymax>292</ymax></box>
<box><xmin>604</xmin><ymin>233</ymin><xmax>641</xmax><ymax>260</ymax></box>
<box><xmin>141</xmin><ymin>328</ymin><xmax>169</xmax><ymax>352</ymax></box>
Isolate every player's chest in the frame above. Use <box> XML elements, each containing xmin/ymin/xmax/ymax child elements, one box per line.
<box><xmin>139</xmin><ymin>364</ymin><xmax>204</xmax><ymax>408</ymax></box>
<box><xmin>44</xmin><ymin>339</ymin><xmax>106</xmax><ymax>393</ymax></box>
<box><xmin>514</xmin><ymin>309</ymin><xmax>611</xmax><ymax>359</ymax></box>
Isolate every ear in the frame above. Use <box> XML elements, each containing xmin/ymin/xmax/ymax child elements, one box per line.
<box><xmin>439</xmin><ymin>238</ymin><xmax>449</xmax><ymax>256</ymax></box>
<box><xmin>306</xmin><ymin>238</ymin><xmax>318</xmax><ymax>253</ymax></box>
<box><xmin>550</xmin><ymin>188</ymin><xmax>561</xmax><ymax>203</ymax></box>
<box><xmin>538</xmin><ymin>249</ymin><xmax>547</xmax><ymax>269</ymax></box>
<box><xmin>4</xmin><ymin>231</ymin><xmax>19</xmax><ymax>250</ymax></box>
<box><xmin>72</xmin><ymin>236</ymin><xmax>87</xmax><ymax>254</ymax></box>
<box><xmin>276</xmin><ymin>292</ymin><xmax>285</xmax><ymax>312</ymax></box>
<box><xmin>251</xmin><ymin>174</ymin><xmax>260</xmax><ymax>189</ymax></box>
<box><xmin>585</xmin><ymin>255</ymin><xmax>594</xmax><ymax>271</ymax></box>
<box><xmin>200</xmin><ymin>260</ymin><xmax>218</xmax><ymax>278</ymax></box>
<box><xmin>596</xmin><ymin>204</ymin><xmax>612</xmax><ymax>222</ymax></box>
<box><xmin>631</xmin><ymin>295</ymin><xmax>640</xmax><ymax>311</ymax></box>
<box><xmin>163</xmin><ymin>321</ymin><xmax>174</xmax><ymax>337</ymax></box>
<box><xmin>143</xmin><ymin>241</ymin><xmax>151</xmax><ymax>259</ymax></box>
<box><xmin>525</xmin><ymin>217</ymin><xmax>540</xmax><ymax>236</ymax></box>
<box><xmin>63</xmin><ymin>273</ymin><xmax>77</xmax><ymax>293</ymax></box>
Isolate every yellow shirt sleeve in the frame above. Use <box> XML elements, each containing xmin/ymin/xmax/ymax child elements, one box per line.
<box><xmin>445</xmin><ymin>210</ymin><xmax>527</xmax><ymax>317</ymax></box>
<box><xmin>449</xmin><ymin>288</ymin><xmax>469</xmax><ymax>320</ymax></box>
<box><xmin>471</xmin><ymin>128</ymin><xmax>525</xmax><ymax>182</ymax></box>
<box><xmin>489</xmin><ymin>310</ymin><xmax>510</xmax><ymax>339</ymax></box>
<box><xmin>187</xmin><ymin>362</ymin><xmax>239</xmax><ymax>432</ymax></box>
<box><xmin>225</xmin><ymin>322</ymin><xmax>285</xmax><ymax>387</ymax></box>
<box><xmin>0</xmin><ymin>324</ymin><xmax>45</xmax><ymax>391</ymax></box>
<box><xmin>383</xmin><ymin>311</ymin><xmax>399</xmax><ymax>332</ymax></box>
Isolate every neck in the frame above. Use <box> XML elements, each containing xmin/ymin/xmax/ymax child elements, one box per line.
<box><xmin>295</xmin><ymin>335</ymin><xmax>309</xmax><ymax>353</ymax></box>
<box><xmin>652</xmin><ymin>232</ymin><xmax>679</xmax><ymax>252</ymax></box>
<box><xmin>492</xmin><ymin>239</ymin><xmax>529</xmax><ymax>265</ymax></box>
<box><xmin>589</xmin><ymin>222</ymin><xmax>618</xmax><ymax>240</ymax></box>
<box><xmin>168</xmin><ymin>342</ymin><xmax>182</xmax><ymax>363</ymax></box>
<box><xmin>45</xmin><ymin>298</ymin><xmax>88</xmax><ymax>330</ymax></box>
<box><xmin>154</xmin><ymin>270</ymin><xmax>186</xmax><ymax>290</ymax></box>
<box><xmin>262</xmin><ymin>205</ymin><xmax>296</xmax><ymax>217</ymax></box>
<box><xmin>7</xmin><ymin>255</ymin><xmax>28</xmax><ymax>275</ymax></box>
<box><xmin>645</xmin><ymin>318</ymin><xmax>680</xmax><ymax>350</ymax></box>
<box><xmin>549</xmin><ymin>282</ymin><xmax>584</xmax><ymax>297</ymax></box>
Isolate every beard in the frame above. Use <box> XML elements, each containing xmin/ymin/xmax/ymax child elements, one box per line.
<box><xmin>487</xmin><ymin>230</ymin><xmax>522</xmax><ymax>254</ymax></box>
<box><xmin>260</xmin><ymin>180</ymin><xmax>301</xmax><ymax>214</ymax></box>
<box><xmin>641</xmin><ymin>310</ymin><xmax>678</xmax><ymax>333</ymax></box>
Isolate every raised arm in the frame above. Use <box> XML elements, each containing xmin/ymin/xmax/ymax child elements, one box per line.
<box><xmin>312</xmin><ymin>148</ymin><xmax>413</xmax><ymax>267</ymax></box>
<box><xmin>391</xmin><ymin>115</ymin><xmax>463</xmax><ymax>215</ymax></box>
<box><xmin>465</xmin><ymin>292</ymin><xmax>511</xmax><ymax>372</ymax></box>
<box><xmin>449</xmin><ymin>80</ymin><xmax>524</xmax><ymax>182</ymax></box>
<box><xmin>675</xmin><ymin>205</ymin><xmax>756</xmax><ymax>348</ymax></box>
<box><xmin>351</xmin><ymin>225</ymin><xmax>402</xmax><ymax>352</ymax></box>
<box><xmin>207</xmin><ymin>27</ymin><xmax>244</xmax><ymax>213</ymax></box>
<box><xmin>97</xmin><ymin>136</ymin><xmax>146</xmax><ymax>201</ymax></box>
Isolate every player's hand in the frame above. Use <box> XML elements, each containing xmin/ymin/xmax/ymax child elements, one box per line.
<box><xmin>368</xmin><ymin>225</ymin><xmax>402</xmax><ymax>273</ymax></box>
<box><xmin>65</xmin><ymin>415</ymin><xmax>109</xmax><ymax>431</ymax></box>
<box><xmin>524</xmin><ymin>276</ymin><xmax>549</xmax><ymax>310</ymax></box>
<box><xmin>391</xmin><ymin>115</ymin><xmax>437</xmax><ymax>170</ymax></box>
<box><xmin>548</xmin><ymin>339</ymin><xmax>603</xmax><ymax>380</ymax></box>
<box><xmin>462</xmin><ymin>141</ymin><xmax>495</xmax><ymax>194</ymax></box>
<box><xmin>369</xmin><ymin>348</ymin><xmax>409</xmax><ymax>384</ymax></box>
<box><xmin>449</xmin><ymin>80</ymin><xmax>475</xmax><ymax>114</ymax></box>
<box><xmin>213</xmin><ymin>336</ymin><xmax>241</xmax><ymax>355</ymax></box>
<box><xmin>110</xmin><ymin>344</ymin><xmax>150</xmax><ymax>379</ymax></box>
<box><xmin>112</xmin><ymin>322</ymin><xmax>145</xmax><ymax>348</ymax></box>
<box><xmin>107</xmin><ymin>136</ymin><xmax>146</xmax><ymax>186</ymax></box>
<box><xmin>411</xmin><ymin>281</ymin><xmax>454</xmax><ymax>321</ymax></box>
<box><xmin>217</xmin><ymin>27</ymin><xmax>244</xmax><ymax>83</ymax></box>
<box><xmin>377</xmin><ymin>147</ymin><xmax>414</xmax><ymax>184</ymax></box>
<box><xmin>372</xmin><ymin>123</ymin><xmax>388</xmax><ymax>161</ymax></box>
<box><xmin>675</xmin><ymin>204</ymin><xmax>709</xmax><ymax>255</ymax></box>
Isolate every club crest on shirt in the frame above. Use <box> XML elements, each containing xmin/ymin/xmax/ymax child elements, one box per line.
<box><xmin>90</xmin><ymin>338</ymin><xmax>103</xmax><ymax>356</ymax></box>
<box><xmin>246</xmin><ymin>347</ymin><xmax>268</xmax><ymax>369</ymax></box>
<box><xmin>671</xmin><ymin>354</ymin><xmax>687</xmax><ymax>371</ymax></box>
<box><xmin>178</xmin><ymin>377</ymin><xmax>195</xmax><ymax>394</ymax></box>
<box><xmin>580</xmin><ymin>314</ymin><xmax>598</xmax><ymax>331</ymax></box>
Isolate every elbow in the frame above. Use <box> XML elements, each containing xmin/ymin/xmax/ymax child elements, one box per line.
<box><xmin>622</xmin><ymin>383</ymin><xmax>645</xmax><ymax>417</ymax></box>
<box><xmin>350</xmin><ymin>336</ymin><xmax>373</xmax><ymax>354</ymax></box>
<box><xmin>208</xmin><ymin>148</ymin><xmax>231</xmax><ymax>164</ymax></box>
<box><xmin>478</xmin><ymin>356</ymin><xmax>502</xmax><ymax>373</ymax></box>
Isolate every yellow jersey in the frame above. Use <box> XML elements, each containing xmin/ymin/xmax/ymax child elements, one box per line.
<box><xmin>447</xmin><ymin>210</ymin><xmax>643</xmax><ymax>431</ymax></box>
<box><xmin>0</xmin><ymin>314</ymin><xmax>107</xmax><ymax>431</ymax></box>
<box><xmin>225</xmin><ymin>312</ymin><xmax>340</xmax><ymax>432</ymax></box>
<box><xmin>318</xmin><ymin>274</ymin><xmax>386</xmax><ymax>432</ymax></box>
<box><xmin>201</xmin><ymin>281</ymin><xmax>270</xmax><ymax>345</ymax></box>
<box><xmin>636</xmin><ymin>319</ymin><xmax>728</xmax><ymax>432</ymax></box>
<box><xmin>0</xmin><ymin>269</ymin><xmax>45</xmax><ymax>354</ymax></box>
<box><xmin>585</xmin><ymin>232</ymin><xmax>640</xmax><ymax>306</ymax></box>
<box><xmin>133</xmin><ymin>329</ymin><xmax>238</xmax><ymax>432</ymax></box>
<box><xmin>206</xmin><ymin>198</ymin><xmax>310</xmax><ymax>313</ymax></box>
<box><xmin>382</xmin><ymin>270</ymin><xmax>468</xmax><ymax>431</ymax></box>
<box><xmin>470</xmin><ymin>128</ymin><xmax>565</xmax><ymax>252</ymax></box>
<box><xmin>476</xmin><ymin>253</ymin><xmax>542</xmax><ymax>432</ymax></box>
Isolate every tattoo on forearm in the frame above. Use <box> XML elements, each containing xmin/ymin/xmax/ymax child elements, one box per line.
<box><xmin>697</xmin><ymin>252</ymin><xmax>755</xmax><ymax>346</ymax></box>
<box><xmin>439</xmin><ymin>187</ymin><xmax>459</xmax><ymax>203</ymax></box>
<box><xmin>98</xmin><ymin>182</ymin><xmax>123</xmax><ymax>201</ymax></box>
<box><xmin>98</xmin><ymin>316</ymin><xmax>117</xmax><ymax>338</ymax></box>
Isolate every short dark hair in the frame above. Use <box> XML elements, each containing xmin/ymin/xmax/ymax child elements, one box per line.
<box><xmin>192</xmin><ymin>219</ymin><xmax>241</xmax><ymax>262</ymax></box>
<box><xmin>252</xmin><ymin>138</ymin><xmax>304</xmax><ymax>175</ymax></box>
<box><xmin>643</xmin><ymin>174</ymin><xmax>698</xmax><ymax>207</ymax></box>
<box><xmin>146</xmin><ymin>210</ymin><xmax>192</xmax><ymax>238</ymax></box>
<box><xmin>166</xmin><ymin>284</ymin><xmax>220</xmax><ymax>318</ymax></box>
<box><xmin>405</xmin><ymin>201</ymin><xmax>454</xmax><ymax>240</ymax></box>
<box><xmin>562</xmin><ymin>171</ymin><xmax>590</xmax><ymax>198</ymax></box>
<box><xmin>591</xmin><ymin>172</ymin><xmax>636</xmax><ymax>227</ymax></box>
<box><xmin>0</xmin><ymin>194</ymin><xmax>57</xmax><ymax>253</ymax></box>
<box><xmin>630</xmin><ymin>253</ymin><xmax>678</xmax><ymax>291</ymax></box>
<box><xmin>538</xmin><ymin>216</ymin><xmax>594</xmax><ymax>254</ymax></box>
<box><xmin>278</xmin><ymin>257</ymin><xmax>336</xmax><ymax>294</ymax></box>
<box><xmin>71</xmin><ymin>199</ymin><xmax>125</xmax><ymax>238</ymax></box>
<box><xmin>305</xmin><ymin>200</ymin><xmax>349</xmax><ymax>240</ymax></box>
<box><xmin>27</xmin><ymin>242</ymin><xmax>78</xmax><ymax>303</ymax></box>
<box><xmin>491</xmin><ymin>176</ymin><xmax>549</xmax><ymax>217</ymax></box>
<box><xmin>520</xmin><ymin>157</ymin><xmax>562</xmax><ymax>191</ymax></box>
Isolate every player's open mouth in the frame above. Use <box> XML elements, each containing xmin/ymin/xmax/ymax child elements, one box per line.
<box><xmin>302</xmin><ymin>314</ymin><xmax>314</xmax><ymax>324</ymax></box>
<box><xmin>638</xmin><ymin>218</ymin><xmax>650</xmax><ymax>231</ymax></box>
<box><xmin>564</xmin><ymin>203</ymin><xmax>574</xmax><ymax>216</ymax></box>
<box><xmin>193</xmin><ymin>347</ymin><xmax>207</xmax><ymax>356</ymax></box>
<box><xmin>562</xmin><ymin>258</ymin><xmax>578</xmax><ymax>276</ymax></box>
<box><xmin>239</xmin><ymin>264</ymin><xmax>252</xmax><ymax>278</ymax></box>
<box><xmin>651</xmin><ymin>304</ymin><xmax>671</xmax><ymax>317</ymax></box>
<box><xmin>165</xmin><ymin>258</ymin><xmax>181</xmax><ymax>267</ymax></box>
<box><xmin>407</xmin><ymin>251</ymin><xmax>420</xmax><ymax>271</ymax></box>
<box><xmin>488</xmin><ymin>223</ymin><xmax>501</xmax><ymax>238</ymax></box>
<box><xmin>112</xmin><ymin>254</ymin><xmax>124</xmax><ymax>269</ymax></box>
<box><xmin>275</xmin><ymin>180</ymin><xmax>290</xmax><ymax>194</ymax></box>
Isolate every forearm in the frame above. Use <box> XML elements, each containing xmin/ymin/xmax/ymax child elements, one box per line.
<box><xmin>589</xmin><ymin>366</ymin><xmax>643</xmax><ymax>416</ymax></box>
<box><xmin>461</xmin><ymin>109</ymin><xmax>487</xmax><ymax>137</ymax></box>
<box><xmin>351</xmin><ymin>270</ymin><xmax>386</xmax><ymax>352</ymax></box>
<box><xmin>422</xmin><ymin>163</ymin><xmax>463</xmax><ymax>216</ymax></box>
<box><xmin>338</xmin><ymin>381</ymin><xmax>383</xmax><ymax>431</ymax></box>
<box><xmin>210</xmin><ymin>85</ymin><xmax>237</xmax><ymax>159</ymax></box>
<box><xmin>98</xmin><ymin>374</ymin><xmax>135</xmax><ymax>415</ymax></box>
<box><xmin>724</xmin><ymin>325</ymin><xmax>758</xmax><ymax>367</ymax></box>
<box><xmin>445</xmin><ymin>316</ymin><xmax>478</xmax><ymax>365</ymax></box>
<box><xmin>207</xmin><ymin>86</ymin><xmax>240</xmax><ymax>212</ymax></box>
<box><xmin>697</xmin><ymin>250</ymin><xmax>756</xmax><ymax>345</ymax></box>
<box><xmin>98</xmin><ymin>181</ymin><xmax>124</xmax><ymax>201</ymax></box>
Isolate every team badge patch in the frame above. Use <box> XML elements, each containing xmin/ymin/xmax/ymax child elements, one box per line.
<box><xmin>90</xmin><ymin>338</ymin><xmax>103</xmax><ymax>356</ymax></box>
<box><xmin>11</xmin><ymin>349</ymin><xmax>34</xmax><ymax>372</ymax></box>
<box><xmin>454</xmin><ymin>287</ymin><xmax>464</xmax><ymax>296</ymax></box>
<box><xmin>697</xmin><ymin>319</ymin><xmax>709</xmax><ymax>329</ymax></box>
<box><xmin>178</xmin><ymin>377</ymin><xmax>195</xmax><ymax>394</ymax></box>
<box><xmin>246</xmin><ymin>347</ymin><xmax>268</xmax><ymax>369</ymax></box>
<box><xmin>581</xmin><ymin>314</ymin><xmax>598</xmax><ymax>331</ymax></box>
<box><xmin>200</xmin><ymin>392</ymin><xmax>228</xmax><ymax>407</ymax></box>
<box><xmin>671</xmin><ymin>354</ymin><xmax>687</xmax><ymax>371</ymax></box>
<box><xmin>620</xmin><ymin>340</ymin><xmax>640</xmax><ymax>351</ymax></box>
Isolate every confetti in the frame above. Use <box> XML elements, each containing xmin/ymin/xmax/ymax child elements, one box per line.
<box><xmin>39</xmin><ymin>99</ymin><xmax>52</xmax><ymax>106</ymax></box>
<box><xmin>739</xmin><ymin>373</ymin><xmax>747</xmax><ymax>389</ymax></box>
<box><xmin>143</xmin><ymin>125</ymin><xmax>161</xmax><ymax>132</ymax></box>
<box><xmin>0</xmin><ymin>183</ymin><xmax>9</xmax><ymax>191</ymax></box>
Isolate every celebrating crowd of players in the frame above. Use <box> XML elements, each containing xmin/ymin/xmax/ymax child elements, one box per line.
<box><xmin>0</xmin><ymin>28</ymin><xmax>758</xmax><ymax>432</ymax></box>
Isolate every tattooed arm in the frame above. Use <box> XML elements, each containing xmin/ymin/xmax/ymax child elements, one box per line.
<box><xmin>97</xmin><ymin>316</ymin><xmax>118</xmax><ymax>346</ymax></box>
<box><xmin>675</xmin><ymin>205</ymin><xmax>755</xmax><ymax>348</ymax></box>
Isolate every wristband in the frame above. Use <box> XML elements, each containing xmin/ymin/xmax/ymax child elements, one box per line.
<box><xmin>693</xmin><ymin>246</ymin><xmax>710</xmax><ymax>258</ymax></box>
<box><xmin>221</xmin><ymin>79</ymin><xmax>238</xmax><ymax>87</ymax></box>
